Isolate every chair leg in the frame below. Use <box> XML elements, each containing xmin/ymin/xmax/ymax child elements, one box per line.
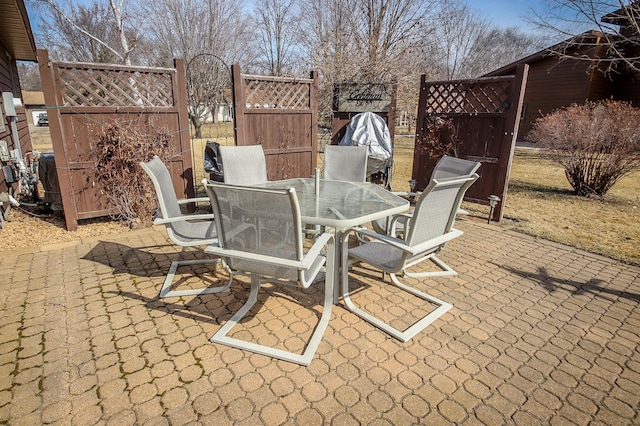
<box><xmin>159</xmin><ymin>259</ymin><xmax>231</xmax><ymax>298</ymax></box>
<box><xmin>341</xmin><ymin>241</ymin><xmax>451</xmax><ymax>342</ymax></box>
<box><xmin>210</xmin><ymin>270</ymin><xmax>333</xmax><ymax>366</ymax></box>
<box><xmin>403</xmin><ymin>254</ymin><xmax>457</xmax><ymax>278</ymax></box>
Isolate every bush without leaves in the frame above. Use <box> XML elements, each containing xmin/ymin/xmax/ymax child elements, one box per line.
<box><xmin>417</xmin><ymin>117</ymin><xmax>459</xmax><ymax>159</ymax></box>
<box><xmin>528</xmin><ymin>100</ymin><xmax>640</xmax><ymax>197</ymax></box>
<box><xmin>92</xmin><ymin>121</ymin><xmax>171</xmax><ymax>227</ymax></box>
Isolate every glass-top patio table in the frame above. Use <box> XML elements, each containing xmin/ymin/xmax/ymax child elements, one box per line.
<box><xmin>256</xmin><ymin>178</ymin><xmax>410</xmax><ymax>302</ymax></box>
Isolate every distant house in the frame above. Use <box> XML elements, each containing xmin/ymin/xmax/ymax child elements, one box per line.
<box><xmin>203</xmin><ymin>89</ymin><xmax>233</xmax><ymax>123</ymax></box>
<box><xmin>22</xmin><ymin>91</ymin><xmax>46</xmax><ymax>125</ymax></box>
<box><xmin>0</xmin><ymin>0</ymin><xmax>37</xmax><ymax>194</ymax></box>
<box><xmin>484</xmin><ymin>10</ymin><xmax>640</xmax><ymax>141</ymax></box>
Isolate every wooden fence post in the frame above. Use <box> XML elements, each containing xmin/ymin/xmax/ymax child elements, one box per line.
<box><xmin>493</xmin><ymin>63</ymin><xmax>529</xmax><ymax>221</ymax></box>
<box><xmin>231</xmin><ymin>64</ymin><xmax>245</xmax><ymax>146</ymax></box>
<box><xmin>37</xmin><ymin>49</ymin><xmax>79</xmax><ymax>231</ymax></box>
<box><xmin>173</xmin><ymin>58</ymin><xmax>195</xmax><ymax>202</ymax></box>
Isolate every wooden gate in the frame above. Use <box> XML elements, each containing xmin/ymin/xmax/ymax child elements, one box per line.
<box><xmin>38</xmin><ymin>49</ymin><xmax>193</xmax><ymax>230</ymax></box>
<box><xmin>330</xmin><ymin>82</ymin><xmax>397</xmax><ymax>146</ymax></box>
<box><xmin>231</xmin><ymin>64</ymin><xmax>318</xmax><ymax>180</ymax></box>
<box><xmin>413</xmin><ymin>64</ymin><xmax>528</xmax><ymax>221</ymax></box>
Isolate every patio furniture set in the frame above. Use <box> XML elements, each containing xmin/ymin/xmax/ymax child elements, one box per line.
<box><xmin>141</xmin><ymin>144</ymin><xmax>480</xmax><ymax>366</ymax></box>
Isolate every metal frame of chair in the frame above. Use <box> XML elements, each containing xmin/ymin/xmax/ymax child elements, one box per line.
<box><xmin>140</xmin><ymin>156</ymin><xmax>230</xmax><ymax>298</ymax></box>
<box><xmin>203</xmin><ymin>181</ymin><xmax>335</xmax><ymax>366</ymax></box>
<box><xmin>342</xmin><ymin>171</ymin><xmax>479</xmax><ymax>342</ymax></box>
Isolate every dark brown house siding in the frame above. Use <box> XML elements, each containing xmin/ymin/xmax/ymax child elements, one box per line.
<box><xmin>485</xmin><ymin>22</ymin><xmax>640</xmax><ymax>142</ymax></box>
<box><xmin>612</xmin><ymin>32</ymin><xmax>640</xmax><ymax>106</ymax></box>
<box><xmin>517</xmin><ymin>55</ymin><xmax>617</xmax><ymax>140</ymax></box>
<box><xmin>614</xmin><ymin>72</ymin><xmax>640</xmax><ymax>105</ymax></box>
<box><xmin>0</xmin><ymin>0</ymin><xmax>37</xmax><ymax>195</ymax></box>
<box><xmin>0</xmin><ymin>42</ymin><xmax>32</xmax><ymax>194</ymax></box>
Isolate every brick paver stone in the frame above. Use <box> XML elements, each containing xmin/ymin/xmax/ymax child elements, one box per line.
<box><xmin>0</xmin><ymin>221</ymin><xmax>638</xmax><ymax>424</ymax></box>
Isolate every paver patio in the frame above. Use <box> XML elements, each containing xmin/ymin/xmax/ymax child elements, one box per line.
<box><xmin>1</xmin><ymin>217</ymin><xmax>639</xmax><ymax>425</ymax></box>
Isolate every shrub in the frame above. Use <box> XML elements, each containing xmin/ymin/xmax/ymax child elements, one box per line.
<box><xmin>92</xmin><ymin>121</ymin><xmax>171</xmax><ymax>227</ymax></box>
<box><xmin>528</xmin><ymin>100</ymin><xmax>640</xmax><ymax>197</ymax></box>
<box><xmin>418</xmin><ymin>117</ymin><xmax>459</xmax><ymax>159</ymax></box>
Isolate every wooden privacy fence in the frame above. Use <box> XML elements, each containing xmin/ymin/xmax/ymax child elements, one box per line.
<box><xmin>413</xmin><ymin>64</ymin><xmax>528</xmax><ymax>221</ymax></box>
<box><xmin>38</xmin><ymin>49</ymin><xmax>193</xmax><ymax>230</ymax></box>
<box><xmin>232</xmin><ymin>64</ymin><xmax>318</xmax><ymax>180</ymax></box>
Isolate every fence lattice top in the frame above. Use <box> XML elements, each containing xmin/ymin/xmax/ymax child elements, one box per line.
<box><xmin>243</xmin><ymin>76</ymin><xmax>312</xmax><ymax>110</ymax></box>
<box><xmin>58</xmin><ymin>66</ymin><xmax>175</xmax><ymax>107</ymax></box>
<box><xmin>425</xmin><ymin>80</ymin><xmax>512</xmax><ymax>114</ymax></box>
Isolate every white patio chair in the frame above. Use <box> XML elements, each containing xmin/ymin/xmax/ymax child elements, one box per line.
<box><xmin>219</xmin><ymin>144</ymin><xmax>268</xmax><ymax>185</ymax></box>
<box><xmin>323</xmin><ymin>145</ymin><xmax>368</xmax><ymax>182</ymax></box>
<box><xmin>203</xmin><ymin>181</ymin><xmax>335</xmax><ymax>366</ymax></box>
<box><xmin>372</xmin><ymin>155</ymin><xmax>481</xmax><ymax>236</ymax></box>
<box><xmin>140</xmin><ymin>156</ymin><xmax>230</xmax><ymax>298</ymax></box>
<box><xmin>342</xmin><ymin>171</ymin><xmax>479</xmax><ymax>342</ymax></box>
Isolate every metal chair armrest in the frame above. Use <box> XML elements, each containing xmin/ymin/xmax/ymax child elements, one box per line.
<box><xmin>205</xmin><ymin>240</ymin><xmax>328</xmax><ymax>271</ymax></box>
<box><xmin>389</xmin><ymin>213</ymin><xmax>412</xmax><ymax>236</ymax></box>
<box><xmin>351</xmin><ymin>227</ymin><xmax>461</xmax><ymax>257</ymax></box>
<box><xmin>153</xmin><ymin>213</ymin><xmax>215</xmax><ymax>225</ymax></box>
<box><xmin>177</xmin><ymin>197</ymin><xmax>210</xmax><ymax>205</ymax></box>
<box><xmin>304</xmin><ymin>232</ymin><xmax>334</xmax><ymax>260</ymax></box>
<box><xmin>349</xmin><ymin>227</ymin><xmax>414</xmax><ymax>254</ymax></box>
<box><xmin>390</xmin><ymin>191</ymin><xmax>420</xmax><ymax>198</ymax></box>
<box><xmin>408</xmin><ymin>228</ymin><xmax>463</xmax><ymax>255</ymax></box>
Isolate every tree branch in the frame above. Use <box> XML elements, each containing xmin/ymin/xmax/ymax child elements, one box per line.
<box><xmin>37</xmin><ymin>0</ymin><xmax>126</xmax><ymax>63</ymax></box>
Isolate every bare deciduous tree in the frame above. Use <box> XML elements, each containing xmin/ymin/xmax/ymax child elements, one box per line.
<box><xmin>350</xmin><ymin>0</ymin><xmax>437</xmax><ymax>81</ymax></box>
<box><xmin>527</xmin><ymin>0</ymin><xmax>640</xmax><ymax>75</ymax></box>
<box><xmin>33</xmin><ymin>0</ymin><xmax>142</xmax><ymax>64</ymax></box>
<box><xmin>253</xmin><ymin>0</ymin><xmax>299</xmax><ymax>76</ymax></box>
<box><xmin>186</xmin><ymin>53</ymin><xmax>231</xmax><ymax>137</ymax></box>
<box><xmin>298</xmin><ymin>0</ymin><xmax>437</xmax><ymax>121</ymax></box>
<box><xmin>17</xmin><ymin>62</ymin><xmax>42</xmax><ymax>91</ymax></box>
<box><xmin>428</xmin><ymin>1</ymin><xmax>548</xmax><ymax>79</ymax></box>
<box><xmin>429</xmin><ymin>0</ymin><xmax>493</xmax><ymax>79</ymax></box>
<box><xmin>462</xmin><ymin>27</ymin><xmax>549</xmax><ymax>77</ymax></box>
<box><xmin>143</xmin><ymin>0</ymin><xmax>252</xmax><ymax>137</ymax></box>
<box><xmin>298</xmin><ymin>0</ymin><xmax>360</xmax><ymax>115</ymax></box>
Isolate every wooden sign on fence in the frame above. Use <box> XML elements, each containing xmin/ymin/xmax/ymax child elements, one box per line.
<box><xmin>334</xmin><ymin>83</ymin><xmax>393</xmax><ymax>113</ymax></box>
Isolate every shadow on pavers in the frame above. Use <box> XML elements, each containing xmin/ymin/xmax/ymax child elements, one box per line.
<box><xmin>498</xmin><ymin>263</ymin><xmax>640</xmax><ymax>303</ymax></box>
<box><xmin>84</xmin><ymin>240</ymin><xmax>327</xmax><ymax>329</ymax></box>
<box><xmin>83</xmin><ymin>240</ymin><xmax>232</xmax><ymax>324</ymax></box>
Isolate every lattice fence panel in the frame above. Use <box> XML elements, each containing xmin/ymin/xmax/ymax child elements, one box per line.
<box><xmin>244</xmin><ymin>78</ymin><xmax>311</xmax><ymax>110</ymax></box>
<box><xmin>425</xmin><ymin>81</ymin><xmax>511</xmax><ymax>114</ymax></box>
<box><xmin>57</xmin><ymin>67</ymin><xmax>174</xmax><ymax>107</ymax></box>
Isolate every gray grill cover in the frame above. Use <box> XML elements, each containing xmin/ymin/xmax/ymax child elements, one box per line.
<box><xmin>339</xmin><ymin>112</ymin><xmax>392</xmax><ymax>177</ymax></box>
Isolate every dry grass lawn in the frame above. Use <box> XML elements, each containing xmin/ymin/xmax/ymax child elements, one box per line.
<box><xmin>389</xmin><ymin>134</ymin><xmax>639</xmax><ymax>266</ymax></box>
<box><xmin>15</xmin><ymin>123</ymin><xmax>640</xmax><ymax>266</ymax></box>
<box><xmin>501</xmin><ymin>149</ymin><xmax>639</xmax><ymax>265</ymax></box>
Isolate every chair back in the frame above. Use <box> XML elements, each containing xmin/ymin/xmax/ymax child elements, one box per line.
<box><xmin>406</xmin><ymin>173</ymin><xmax>479</xmax><ymax>247</ymax></box>
<box><xmin>219</xmin><ymin>145</ymin><xmax>268</xmax><ymax>185</ymax></box>
<box><xmin>323</xmin><ymin>145</ymin><xmax>368</xmax><ymax>182</ymax></box>
<box><xmin>205</xmin><ymin>182</ymin><xmax>304</xmax><ymax>281</ymax></box>
<box><xmin>432</xmin><ymin>155</ymin><xmax>481</xmax><ymax>180</ymax></box>
<box><xmin>141</xmin><ymin>155</ymin><xmax>217</xmax><ymax>244</ymax></box>
<box><xmin>140</xmin><ymin>156</ymin><xmax>182</xmax><ymax>220</ymax></box>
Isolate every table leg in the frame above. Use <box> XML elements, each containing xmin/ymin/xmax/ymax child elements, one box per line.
<box><xmin>333</xmin><ymin>228</ymin><xmax>344</xmax><ymax>304</ymax></box>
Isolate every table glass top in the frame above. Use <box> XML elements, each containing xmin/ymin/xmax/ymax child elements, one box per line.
<box><xmin>258</xmin><ymin>178</ymin><xmax>409</xmax><ymax>226</ymax></box>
